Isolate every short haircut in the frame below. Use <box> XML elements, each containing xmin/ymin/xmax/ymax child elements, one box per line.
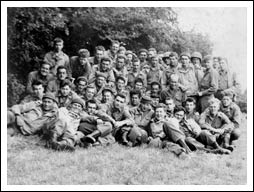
<box><xmin>111</xmin><ymin>40</ymin><xmax>120</xmax><ymax>46</ymax></box>
<box><xmin>218</xmin><ymin>57</ymin><xmax>228</xmax><ymax>64</ymax></box>
<box><xmin>151</xmin><ymin>81</ymin><xmax>161</xmax><ymax>89</ymax></box>
<box><xmin>60</xmin><ymin>79</ymin><xmax>71</xmax><ymax>88</ymax></box>
<box><xmin>116</xmin><ymin>76</ymin><xmax>126</xmax><ymax>83</ymax></box>
<box><xmin>40</xmin><ymin>62</ymin><xmax>51</xmax><ymax>68</ymax></box>
<box><xmin>115</xmin><ymin>93</ymin><xmax>126</xmax><ymax>101</ymax></box>
<box><xmin>134</xmin><ymin>78</ymin><xmax>144</xmax><ymax>85</ymax></box>
<box><xmin>148</xmin><ymin>48</ymin><xmax>157</xmax><ymax>53</ymax></box>
<box><xmin>133</xmin><ymin>58</ymin><xmax>140</xmax><ymax>63</ymax></box>
<box><xmin>173</xmin><ymin>106</ymin><xmax>186</xmax><ymax>114</ymax></box>
<box><xmin>184</xmin><ymin>97</ymin><xmax>196</xmax><ymax>106</ymax></box>
<box><xmin>57</xmin><ymin>66</ymin><xmax>67</xmax><ymax>74</ymax></box>
<box><xmin>130</xmin><ymin>89</ymin><xmax>142</xmax><ymax>98</ymax></box>
<box><xmin>86</xmin><ymin>99</ymin><xmax>98</xmax><ymax>108</ymax></box>
<box><xmin>169</xmin><ymin>52</ymin><xmax>178</xmax><ymax>59</ymax></box>
<box><xmin>54</xmin><ymin>37</ymin><xmax>63</xmax><ymax>44</ymax></box>
<box><xmin>165</xmin><ymin>96</ymin><xmax>174</xmax><ymax>102</ymax></box>
<box><xmin>101</xmin><ymin>57</ymin><xmax>112</xmax><ymax>64</ymax></box>
<box><xmin>32</xmin><ymin>80</ymin><xmax>44</xmax><ymax>87</ymax></box>
<box><xmin>95</xmin><ymin>45</ymin><xmax>105</xmax><ymax>52</ymax></box>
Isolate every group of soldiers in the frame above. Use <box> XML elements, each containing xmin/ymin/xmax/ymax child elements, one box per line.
<box><xmin>7</xmin><ymin>37</ymin><xmax>242</xmax><ymax>157</ymax></box>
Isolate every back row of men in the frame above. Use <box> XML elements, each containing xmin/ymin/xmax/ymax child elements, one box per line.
<box><xmin>7</xmin><ymin>38</ymin><xmax>242</xmax><ymax>157</ymax></box>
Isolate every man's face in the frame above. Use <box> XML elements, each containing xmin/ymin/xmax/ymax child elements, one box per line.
<box><xmin>96</xmin><ymin>76</ymin><xmax>106</xmax><ymax>87</ymax></box>
<box><xmin>209</xmin><ymin>103</ymin><xmax>220</xmax><ymax>115</ymax></box>
<box><xmin>114</xmin><ymin>96</ymin><xmax>125</xmax><ymax>108</ymax></box>
<box><xmin>95</xmin><ymin>50</ymin><xmax>104</xmax><ymax>60</ymax></box>
<box><xmin>116</xmin><ymin>58</ymin><xmax>125</xmax><ymax>69</ymax></box>
<box><xmin>219</xmin><ymin>59</ymin><xmax>227</xmax><ymax>71</ymax></box>
<box><xmin>71</xmin><ymin>102</ymin><xmax>83</xmax><ymax>114</ymax></box>
<box><xmin>79</xmin><ymin>57</ymin><xmax>88</xmax><ymax>66</ymax></box>
<box><xmin>60</xmin><ymin>85</ymin><xmax>71</xmax><ymax>96</ymax></box>
<box><xmin>134</xmin><ymin>82</ymin><xmax>143</xmax><ymax>90</ymax></box>
<box><xmin>131</xmin><ymin>94</ymin><xmax>140</xmax><ymax>106</ymax></box>
<box><xmin>203</xmin><ymin>59</ymin><xmax>212</xmax><ymax>70</ymax></box>
<box><xmin>169</xmin><ymin>77</ymin><xmax>178</xmax><ymax>90</ymax></box>
<box><xmin>213</xmin><ymin>58</ymin><xmax>219</xmax><ymax>69</ymax></box>
<box><xmin>174</xmin><ymin>111</ymin><xmax>185</xmax><ymax>121</ymax></box>
<box><xmin>77</xmin><ymin>80</ymin><xmax>86</xmax><ymax>92</ymax></box>
<box><xmin>165</xmin><ymin>99</ymin><xmax>175</xmax><ymax>112</ymax></box>
<box><xmin>155</xmin><ymin>107</ymin><xmax>165</xmax><ymax>121</ymax></box>
<box><xmin>148</xmin><ymin>51</ymin><xmax>155</xmax><ymax>59</ymax></box>
<box><xmin>170</xmin><ymin>56</ymin><xmax>178</xmax><ymax>67</ymax></box>
<box><xmin>40</xmin><ymin>64</ymin><xmax>50</xmax><ymax>76</ymax></box>
<box><xmin>132</xmin><ymin>61</ymin><xmax>140</xmax><ymax>71</ymax></box>
<box><xmin>139</xmin><ymin>52</ymin><xmax>147</xmax><ymax>61</ymax></box>
<box><xmin>111</xmin><ymin>43</ymin><xmax>119</xmax><ymax>53</ymax></box>
<box><xmin>101</xmin><ymin>60</ymin><xmax>110</xmax><ymax>71</ymax></box>
<box><xmin>151</xmin><ymin>84</ymin><xmax>160</xmax><ymax>94</ymax></box>
<box><xmin>152</xmin><ymin>98</ymin><xmax>160</xmax><ymax>107</ymax></box>
<box><xmin>126</xmin><ymin>54</ymin><xmax>133</xmax><ymax>61</ymax></box>
<box><xmin>116</xmin><ymin>79</ymin><xmax>125</xmax><ymax>90</ymax></box>
<box><xmin>33</xmin><ymin>85</ymin><xmax>44</xmax><ymax>98</ymax></box>
<box><xmin>192</xmin><ymin>58</ymin><xmax>201</xmax><ymax>66</ymax></box>
<box><xmin>185</xmin><ymin>101</ymin><xmax>195</xmax><ymax>113</ymax></box>
<box><xmin>57</xmin><ymin>69</ymin><xmax>67</xmax><ymax>80</ymax></box>
<box><xmin>55</xmin><ymin>42</ymin><xmax>63</xmax><ymax>52</ymax></box>
<box><xmin>222</xmin><ymin>96</ymin><xmax>231</xmax><ymax>107</ymax></box>
<box><xmin>42</xmin><ymin>98</ymin><xmax>54</xmax><ymax>111</ymax></box>
<box><xmin>102</xmin><ymin>91</ymin><xmax>113</xmax><ymax>103</ymax></box>
<box><xmin>85</xmin><ymin>88</ymin><xmax>95</xmax><ymax>100</ymax></box>
<box><xmin>151</xmin><ymin>57</ymin><xmax>159</xmax><ymax>67</ymax></box>
<box><xmin>164</xmin><ymin>57</ymin><xmax>170</xmax><ymax>65</ymax></box>
<box><xmin>180</xmin><ymin>56</ymin><xmax>189</xmax><ymax>67</ymax></box>
<box><xmin>87</xmin><ymin>102</ymin><xmax>97</xmax><ymax>115</ymax></box>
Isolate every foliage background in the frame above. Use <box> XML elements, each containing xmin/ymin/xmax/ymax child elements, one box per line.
<box><xmin>7</xmin><ymin>7</ymin><xmax>246</xmax><ymax>109</ymax></box>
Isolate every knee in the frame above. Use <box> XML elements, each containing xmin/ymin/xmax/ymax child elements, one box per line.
<box><xmin>7</xmin><ymin>110</ymin><xmax>16</xmax><ymax>125</ymax></box>
<box><xmin>231</xmin><ymin>128</ymin><xmax>241</xmax><ymax>141</ymax></box>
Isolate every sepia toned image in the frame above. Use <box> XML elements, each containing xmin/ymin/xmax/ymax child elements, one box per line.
<box><xmin>2</xmin><ymin>1</ymin><xmax>253</xmax><ymax>191</ymax></box>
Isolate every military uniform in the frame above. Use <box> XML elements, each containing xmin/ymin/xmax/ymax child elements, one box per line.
<box><xmin>161</xmin><ymin>65</ymin><xmax>180</xmax><ymax>89</ymax></box>
<box><xmin>127</xmin><ymin>70</ymin><xmax>147</xmax><ymax>89</ymax></box>
<box><xmin>70</xmin><ymin>56</ymin><xmax>92</xmax><ymax>80</ymax></box>
<box><xmin>46</xmin><ymin>78</ymin><xmax>75</xmax><ymax>95</ymax></box>
<box><xmin>160</xmin><ymin>86</ymin><xmax>186</xmax><ymax>106</ymax></box>
<box><xmin>26</xmin><ymin>71</ymin><xmax>54</xmax><ymax>94</ymax></box>
<box><xmin>89</xmin><ymin>65</ymin><xmax>115</xmax><ymax>86</ymax></box>
<box><xmin>56</xmin><ymin>90</ymin><xmax>79</xmax><ymax>108</ymax></box>
<box><xmin>146</xmin><ymin>66</ymin><xmax>163</xmax><ymax>89</ymax></box>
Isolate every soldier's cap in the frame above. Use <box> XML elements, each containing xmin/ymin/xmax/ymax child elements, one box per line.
<box><xmin>43</xmin><ymin>92</ymin><xmax>58</xmax><ymax>103</ymax></box>
<box><xmin>191</xmin><ymin>52</ymin><xmax>202</xmax><ymax>61</ymax></box>
<box><xmin>117</xmin><ymin>54</ymin><xmax>127</xmax><ymax>60</ymax></box>
<box><xmin>76</xmin><ymin>76</ymin><xmax>87</xmax><ymax>83</ymax></box>
<box><xmin>141</xmin><ymin>96</ymin><xmax>152</xmax><ymax>104</ymax></box>
<box><xmin>162</xmin><ymin>52</ymin><xmax>171</xmax><ymax>60</ymax></box>
<box><xmin>222</xmin><ymin>90</ymin><xmax>235</xmax><ymax>99</ymax></box>
<box><xmin>125</xmin><ymin>50</ymin><xmax>133</xmax><ymax>55</ymax></box>
<box><xmin>138</xmin><ymin>48</ymin><xmax>148</xmax><ymax>54</ymax></box>
<box><xmin>78</xmin><ymin>49</ymin><xmax>90</xmax><ymax>57</ymax></box>
<box><xmin>203</xmin><ymin>55</ymin><xmax>213</xmax><ymax>62</ymax></box>
<box><xmin>151</xmin><ymin>81</ymin><xmax>161</xmax><ymax>88</ymax></box>
<box><xmin>116</xmin><ymin>75</ymin><xmax>126</xmax><ymax>83</ymax></box>
<box><xmin>71</xmin><ymin>97</ymin><xmax>85</xmax><ymax>109</ymax></box>
<box><xmin>96</xmin><ymin>72</ymin><xmax>107</xmax><ymax>79</ymax></box>
<box><xmin>169</xmin><ymin>52</ymin><xmax>179</xmax><ymax>58</ymax></box>
<box><xmin>180</xmin><ymin>52</ymin><xmax>191</xmax><ymax>59</ymax></box>
<box><xmin>102</xmin><ymin>85</ymin><xmax>115</xmax><ymax>94</ymax></box>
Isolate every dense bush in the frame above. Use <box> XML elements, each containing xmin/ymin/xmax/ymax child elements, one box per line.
<box><xmin>7</xmin><ymin>7</ymin><xmax>215</xmax><ymax>106</ymax></box>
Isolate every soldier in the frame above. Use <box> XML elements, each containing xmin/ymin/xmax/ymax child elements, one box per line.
<box><xmin>83</xmin><ymin>84</ymin><xmax>97</xmax><ymax>102</ymax></box>
<box><xmin>44</xmin><ymin>37</ymin><xmax>70</xmax><ymax>75</ymax></box>
<box><xmin>105</xmin><ymin>40</ymin><xmax>120</xmax><ymax>61</ymax></box>
<box><xmin>164</xmin><ymin>97</ymin><xmax>175</xmax><ymax>118</ymax></box>
<box><xmin>146</xmin><ymin>55</ymin><xmax>163</xmax><ymax>89</ymax></box>
<box><xmin>90</xmin><ymin>72</ymin><xmax>108</xmax><ymax>102</ymax></box>
<box><xmin>104</xmin><ymin>93</ymin><xmax>135</xmax><ymax>145</ymax></box>
<box><xmin>178</xmin><ymin>52</ymin><xmax>199</xmax><ymax>96</ymax></box>
<box><xmin>190</xmin><ymin>52</ymin><xmax>204</xmax><ymax>88</ymax></box>
<box><xmin>220</xmin><ymin>90</ymin><xmax>242</xmax><ymax>148</ymax></box>
<box><xmin>175</xmin><ymin>106</ymin><xmax>231</xmax><ymax>154</ymax></box>
<box><xmin>125</xmin><ymin>50</ymin><xmax>136</xmax><ymax>72</ymax></box>
<box><xmin>20</xmin><ymin>80</ymin><xmax>45</xmax><ymax>104</ymax></box>
<box><xmin>145</xmin><ymin>81</ymin><xmax>161</xmax><ymax>99</ymax></box>
<box><xmin>160</xmin><ymin>73</ymin><xmax>186</xmax><ymax>106</ymax></box>
<box><xmin>112</xmin><ymin>54</ymin><xmax>129</xmax><ymax>82</ymax></box>
<box><xmin>114</xmin><ymin>76</ymin><xmax>130</xmax><ymax>104</ymax></box>
<box><xmin>138</xmin><ymin>48</ymin><xmax>148</xmax><ymax>69</ymax></box>
<box><xmin>161</xmin><ymin>52</ymin><xmax>180</xmax><ymax>89</ymax></box>
<box><xmin>88</xmin><ymin>45</ymin><xmax>105</xmax><ymax>66</ymax></box>
<box><xmin>128</xmin><ymin>96</ymin><xmax>154</xmax><ymax>146</ymax></box>
<box><xmin>55</xmin><ymin>80</ymin><xmax>79</xmax><ymax>108</ymax></box>
<box><xmin>183</xmin><ymin>97</ymin><xmax>200</xmax><ymax>123</ymax></box>
<box><xmin>161</xmin><ymin>52</ymin><xmax>171</xmax><ymax>70</ymax></box>
<box><xmin>74</xmin><ymin>76</ymin><xmax>87</xmax><ymax>99</ymax></box>
<box><xmin>89</xmin><ymin>56</ymin><xmax>115</xmax><ymax>87</ymax></box>
<box><xmin>133</xmin><ymin>78</ymin><xmax>146</xmax><ymax>95</ymax></box>
<box><xmin>44</xmin><ymin>97</ymin><xmax>86</xmax><ymax>151</ymax></box>
<box><xmin>215</xmin><ymin>57</ymin><xmax>241</xmax><ymax>101</ymax></box>
<box><xmin>100</xmin><ymin>85</ymin><xmax>115</xmax><ymax>105</ymax></box>
<box><xmin>147</xmin><ymin>48</ymin><xmax>157</xmax><ymax>62</ymax></box>
<box><xmin>46</xmin><ymin>66</ymin><xmax>75</xmax><ymax>95</ymax></box>
<box><xmin>198</xmin><ymin>55</ymin><xmax>218</xmax><ymax>113</ymax></box>
<box><xmin>70</xmin><ymin>49</ymin><xmax>92</xmax><ymax>80</ymax></box>
<box><xmin>213</xmin><ymin>56</ymin><xmax>220</xmax><ymax>71</ymax></box>
<box><xmin>7</xmin><ymin>92</ymin><xmax>58</xmax><ymax>136</ymax></box>
<box><xmin>78</xmin><ymin>99</ymin><xmax>115</xmax><ymax>147</ymax></box>
<box><xmin>126</xmin><ymin>59</ymin><xmax>147</xmax><ymax>90</ymax></box>
<box><xmin>199</xmin><ymin>98</ymin><xmax>234</xmax><ymax>152</ymax></box>
<box><xmin>26</xmin><ymin>62</ymin><xmax>54</xmax><ymax>94</ymax></box>
<box><xmin>128</xmin><ymin>89</ymin><xmax>142</xmax><ymax>110</ymax></box>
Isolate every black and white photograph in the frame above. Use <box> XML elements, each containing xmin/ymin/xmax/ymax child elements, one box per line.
<box><xmin>1</xmin><ymin>1</ymin><xmax>253</xmax><ymax>191</ymax></box>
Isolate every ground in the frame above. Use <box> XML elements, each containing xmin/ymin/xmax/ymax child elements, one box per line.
<box><xmin>7</xmin><ymin>115</ymin><xmax>247</xmax><ymax>185</ymax></box>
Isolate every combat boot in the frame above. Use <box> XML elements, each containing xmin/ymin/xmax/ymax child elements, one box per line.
<box><xmin>81</xmin><ymin>130</ymin><xmax>101</xmax><ymax>144</ymax></box>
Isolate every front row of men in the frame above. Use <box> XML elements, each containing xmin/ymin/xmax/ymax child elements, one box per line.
<box><xmin>7</xmin><ymin>83</ymin><xmax>242</xmax><ymax>157</ymax></box>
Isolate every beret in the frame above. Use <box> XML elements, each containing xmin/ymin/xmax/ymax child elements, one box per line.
<box><xmin>138</xmin><ymin>49</ymin><xmax>148</xmax><ymax>54</ymax></box>
<box><xmin>43</xmin><ymin>92</ymin><xmax>58</xmax><ymax>103</ymax></box>
<box><xmin>141</xmin><ymin>96</ymin><xmax>152</xmax><ymax>103</ymax></box>
<box><xmin>96</xmin><ymin>72</ymin><xmax>107</xmax><ymax>79</ymax></box>
<box><xmin>71</xmin><ymin>97</ymin><xmax>85</xmax><ymax>109</ymax></box>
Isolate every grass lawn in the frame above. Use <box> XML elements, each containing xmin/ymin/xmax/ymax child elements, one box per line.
<box><xmin>7</xmin><ymin>115</ymin><xmax>247</xmax><ymax>185</ymax></box>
